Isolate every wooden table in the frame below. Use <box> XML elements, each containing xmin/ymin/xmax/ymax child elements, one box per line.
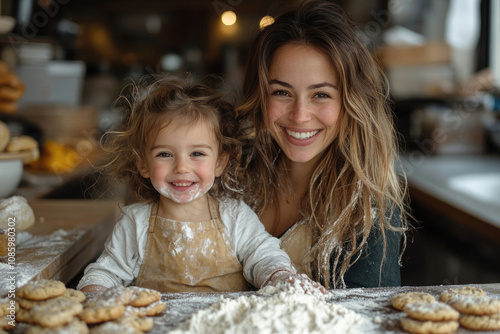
<box><xmin>0</xmin><ymin>199</ymin><xmax>119</xmax><ymax>297</ymax></box>
<box><xmin>8</xmin><ymin>283</ymin><xmax>500</xmax><ymax>333</ymax></box>
<box><xmin>151</xmin><ymin>283</ymin><xmax>500</xmax><ymax>333</ymax></box>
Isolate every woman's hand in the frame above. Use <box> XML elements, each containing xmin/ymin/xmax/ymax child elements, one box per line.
<box><xmin>264</xmin><ymin>270</ymin><xmax>329</xmax><ymax>295</ymax></box>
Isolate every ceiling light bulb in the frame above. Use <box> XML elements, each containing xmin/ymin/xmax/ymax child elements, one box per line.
<box><xmin>221</xmin><ymin>11</ymin><xmax>237</xmax><ymax>26</ymax></box>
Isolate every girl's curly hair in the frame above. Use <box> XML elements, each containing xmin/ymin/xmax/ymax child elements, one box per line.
<box><xmin>100</xmin><ymin>74</ymin><xmax>244</xmax><ymax>203</ymax></box>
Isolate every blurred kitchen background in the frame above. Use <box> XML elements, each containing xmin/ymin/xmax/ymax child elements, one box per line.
<box><xmin>0</xmin><ymin>0</ymin><xmax>498</xmax><ymax>287</ymax></box>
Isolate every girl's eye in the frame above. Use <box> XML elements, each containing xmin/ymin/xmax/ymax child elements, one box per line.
<box><xmin>157</xmin><ymin>152</ymin><xmax>172</xmax><ymax>158</ymax></box>
<box><xmin>271</xmin><ymin>89</ymin><xmax>290</xmax><ymax>97</ymax></box>
<box><xmin>191</xmin><ymin>151</ymin><xmax>205</xmax><ymax>157</ymax></box>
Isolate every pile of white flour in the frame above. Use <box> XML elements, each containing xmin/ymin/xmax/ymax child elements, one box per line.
<box><xmin>168</xmin><ymin>278</ymin><xmax>372</xmax><ymax>334</ymax></box>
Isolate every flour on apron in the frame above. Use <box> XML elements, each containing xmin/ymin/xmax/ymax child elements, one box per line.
<box><xmin>136</xmin><ymin>196</ymin><xmax>250</xmax><ymax>292</ymax></box>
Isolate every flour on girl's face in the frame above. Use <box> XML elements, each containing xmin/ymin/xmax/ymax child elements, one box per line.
<box><xmin>156</xmin><ymin>180</ymin><xmax>214</xmax><ymax>204</ymax></box>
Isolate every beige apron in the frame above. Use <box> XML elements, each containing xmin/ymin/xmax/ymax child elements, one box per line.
<box><xmin>280</xmin><ymin>220</ymin><xmax>314</xmax><ymax>280</ymax></box>
<box><xmin>135</xmin><ymin>196</ymin><xmax>250</xmax><ymax>293</ymax></box>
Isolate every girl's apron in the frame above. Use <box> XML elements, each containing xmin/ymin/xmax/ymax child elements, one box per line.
<box><xmin>135</xmin><ymin>196</ymin><xmax>250</xmax><ymax>292</ymax></box>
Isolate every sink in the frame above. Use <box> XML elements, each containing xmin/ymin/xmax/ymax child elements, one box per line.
<box><xmin>448</xmin><ymin>173</ymin><xmax>500</xmax><ymax>205</ymax></box>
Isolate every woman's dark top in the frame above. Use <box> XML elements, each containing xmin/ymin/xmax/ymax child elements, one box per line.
<box><xmin>277</xmin><ymin>211</ymin><xmax>403</xmax><ymax>289</ymax></box>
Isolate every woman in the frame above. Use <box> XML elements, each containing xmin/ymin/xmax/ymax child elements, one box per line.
<box><xmin>237</xmin><ymin>0</ymin><xmax>409</xmax><ymax>289</ymax></box>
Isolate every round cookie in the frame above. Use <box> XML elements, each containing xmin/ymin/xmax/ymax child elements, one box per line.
<box><xmin>402</xmin><ymin>302</ymin><xmax>459</xmax><ymax>321</ymax></box>
<box><xmin>459</xmin><ymin>312</ymin><xmax>500</xmax><ymax>331</ymax></box>
<box><xmin>79</xmin><ymin>302</ymin><xmax>125</xmax><ymax>325</ymax></box>
<box><xmin>449</xmin><ymin>295</ymin><xmax>500</xmax><ymax>315</ymax></box>
<box><xmin>439</xmin><ymin>286</ymin><xmax>485</xmax><ymax>303</ymax></box>
<box><xmin>17</xmin><ymin>297</ymin><xmax>45</xmax><ymax>310</ymax></box>
<box><xmin>98</xmin><ymin>286</ymin><xmax>133</xmax><ymax>305</ymax></box>
<box><xmin>0</xmin><ymin>196</ymin><xmax>36</xmax><ymax>231</ymax></box>
<box><xmin>126</xmin><ymin>300</ymin><xmax>167</xmax><ymax>317</ymax></box>
<box><xmin>16</xmin><ymin>307</ymin><xmax>34</xmax><ymax>324</ymax></box>
<box><xmin>0</xmin><ymin>120</ymin><xmax>10</xmax><ymax>152</ymax></box>
<box><xmin>88</xmin><ymin>321</ymin><xmax>142</xmax><ymax>334</ymax></box>
<box><xmin>400</xmin><ymin>317</ymin><xmax>459</xmax><ymax>334</ymax></box>
<box><xmin>0</xmin><ymin>316</ymin><xmax>11</xmax><ymax>331</ymax></box>
<box><xmin>127</xmin><ymin>286</ymin><xmax>161</xmax><ymax>307</ymax></box>
<box><xmin>18</xmin><ymin>290</ymin><xmax>85</xmax><ymax>309</ymax></box>
<box><xmin>0</xmin><ymin>297</ymin><xmax>13</xmax><ymax>316</ymax></box>
<box><xmin>31</xmin><ymin>296</ymin><xmax>83</xmax><ymax>328</ymax></box>
<box><xmin>64</xmin><ymin>288</ymin><xmax>86</xmax><ymax>303</ymax></box>
<box><xmin>79</xmin><ymin>286</ymin><xmax>132</xmax><ymax>324</ymax></box>
<box><xmin>26</xmin><ymin>318</ymin><xmax>89</xmax><ymax>334</ymax></box>
<box><xmin>391</xmin><ymin>292</ymin><xmax>436</xmax><ymax>311</ymax></box>
<box><xmin>17</xmin><ymin>279</ymin><xmax>66</xmax><ymax>301</ymax></box>
<box><xmin>117</xmin><ymin>314</ymin><xmax>154</xmax><ymax>332</ymax></box>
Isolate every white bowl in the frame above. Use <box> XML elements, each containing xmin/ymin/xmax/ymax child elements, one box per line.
<box><xmin>0</xmin><ymin>16</ymin><xmax>16</xmax><ymax>35</ymax></box>
<box><xmin>0</xmin><ymin>158</ymin><xmax>23</xmax><ymax>198</ymax></box>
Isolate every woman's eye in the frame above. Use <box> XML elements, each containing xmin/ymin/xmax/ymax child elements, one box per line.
<box><xmin>271</xmin><ymin>89</ymin><xmax>290</xmax><ymax>97</ymax></box>
<box><xmin>314</xmin><ymin>92</ymin><xmax>331</xmax><ymax>99</ymax></box>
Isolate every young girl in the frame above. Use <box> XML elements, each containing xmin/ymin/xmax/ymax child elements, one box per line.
<box><xmin>77</xmin><ymin>76</ymin><xmax>317</xmax><ymax>293</ymax></box>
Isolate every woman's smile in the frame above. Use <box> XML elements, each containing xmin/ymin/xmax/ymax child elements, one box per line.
<box><xmin>266</xmin><ymin>43</ymin><xmax>341</xmax><ymax>163</ymax></box>
<box><xmin>282</xmin><ymin>127</ymin><xmax>322</xmax><ymax>146</ymax></box>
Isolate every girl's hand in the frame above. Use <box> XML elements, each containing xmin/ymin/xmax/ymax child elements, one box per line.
<box><xmin>264</xmin><ymin>270</ymin><xmax>329</xmax><ymax>295</ymax></box>
<box><xmin>80</xmin><ymin>284</ymin><xmax>108</xmax><ymax>293</ymax></box>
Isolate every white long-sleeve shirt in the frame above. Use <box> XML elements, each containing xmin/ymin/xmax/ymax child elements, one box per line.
<box><xmin>77</xmin><ymin>197</ymin><xmax>294</xmax><ymax>290</ymax></box>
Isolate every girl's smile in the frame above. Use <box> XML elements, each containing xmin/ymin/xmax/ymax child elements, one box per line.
<box><xmin>137</xmin><ymin>118</ymin><xmax>226</xmax><ymax>205</ymax></box>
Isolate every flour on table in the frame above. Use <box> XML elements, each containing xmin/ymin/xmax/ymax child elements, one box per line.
<box><xmin>168</xmin><ymin>279</ymin><xmax>373</xmax><ymax>334</ymax></box>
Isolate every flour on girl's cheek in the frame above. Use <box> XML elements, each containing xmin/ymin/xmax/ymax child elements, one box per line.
<box><xmin>156</xmin><ymin>180</ymin><xmax>214</xmax><ymax>204</ymax></box>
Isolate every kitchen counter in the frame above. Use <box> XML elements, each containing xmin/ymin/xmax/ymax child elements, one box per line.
<box><xmin>0</xmin><ymin>199</ymin><xmax>119</xmax><ymax>297</ymax></box>
<box><xmin>151</xmin><ymin>283</ymin><xmax>500</xmax><ymax>333</ymax></box>
<box><xmin>399</xmin><ymin>154</ymin><xmax>500</xmax><ymax>241</ymax></box>
<box><xmin>8</xmin><ymin>283</ymin><xmax>500</xmax><ymax>333</ymax></box>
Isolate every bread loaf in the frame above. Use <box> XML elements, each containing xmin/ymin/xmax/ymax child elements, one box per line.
<box><xmin>0</xmin><ymin>120</ymin><xmax>9</xmax><ymax>152</ymax></box>
<box><xmin>0</xmin><ymin>196</ymin><xmax>35</xmax><ymax>231</ymax></box>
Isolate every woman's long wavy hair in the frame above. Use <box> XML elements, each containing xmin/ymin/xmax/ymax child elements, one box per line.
<box><xmin>236</xmin><ymin>0</ymin><xmax>408</xmax><ymax>288</ymax></box>
<box><xmin>100</xmin><ymin>75</ymin><xmax>244</xmax><ymax>203</ymax></box>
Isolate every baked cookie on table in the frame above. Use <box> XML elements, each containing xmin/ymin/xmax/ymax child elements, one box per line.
<box><xmin>128</xmin><ymin>286</ymin><xmax>161</xmax><ymax>307</ymax></box>
<box><xmin>402</xmin><ymin>301</ymin><xmax>459</xmax><ymax>322</ymax></box>
<box><xmin>448</xmin><ymin>294</ymin><xmax>500</xmax><ymax>315</ymax></box>
<box><xmin>17</xmin><ymin>279</ymin><xmax>67</xmax><ymax>301</ymax></box>
<box><xmin>459</xmin><ymin>312</ymin><xmax>500</xmax><ymax>331</ymax></box>
<box><xmin>79</xmin><ymin>286</ymin><xmax>133</xmax><ymax>324</ymax></box>
<box><xmin>18</xmin><ymin>288</ymin><xmax>86</xmax><ymax>310</ymax></box>
<box><xmin>400</xmin><ymin>317</ymin><xmax>459</xmax><ymax>334</ymax></box>
<box><xmin>391</xmin><ymin>292</ymin><xmax>436</xmax><ymax>311</ymax></box>
<box><xmin>439</xmin><ymin>286</ymin><xmax>485</xmax><ymax>303</ymax></box>
<box><xmin>25</xmin><ymin>318</ymin><xmax>89</xmax><ymax>334</ymax></box>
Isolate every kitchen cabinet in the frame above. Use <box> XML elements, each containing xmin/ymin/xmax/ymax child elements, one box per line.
<box><xmin>399</xmin><ymin>154</ymin><xmax>500</xmax><ymax>286</ymax></box>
